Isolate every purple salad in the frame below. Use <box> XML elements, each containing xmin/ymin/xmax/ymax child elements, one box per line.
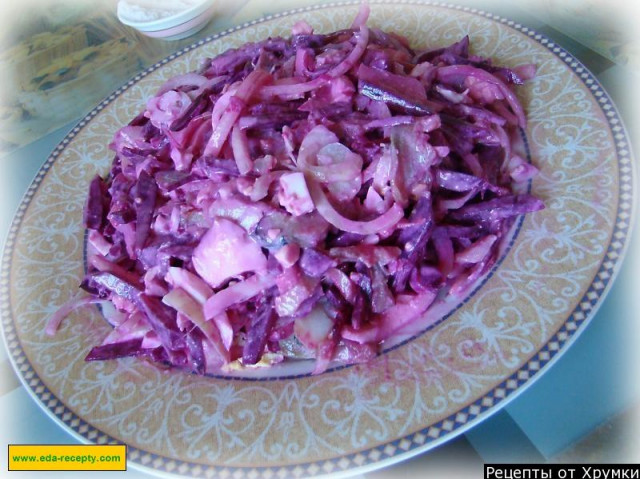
<box><xmin>49</xmin><ymin>5</ymin><xmax>544</xmax><ymax>375</ymax></box>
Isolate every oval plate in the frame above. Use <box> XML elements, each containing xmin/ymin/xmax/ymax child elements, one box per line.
<box><xmin>1</xmin><ymin>1</ymin><xmax>636</xmax><ymax>477</ymax></box>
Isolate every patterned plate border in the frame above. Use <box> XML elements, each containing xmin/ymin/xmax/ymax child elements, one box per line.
<box><xmin>1</xmin><ymin>1</ymin><xmax>636</xmax><ymax>478</ymax></box>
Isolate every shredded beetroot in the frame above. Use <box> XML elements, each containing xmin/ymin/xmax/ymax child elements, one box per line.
<box><xmin>56</xmin><ymin>6</ymin><xmax>544</xmax><ymax>375</ymax></box>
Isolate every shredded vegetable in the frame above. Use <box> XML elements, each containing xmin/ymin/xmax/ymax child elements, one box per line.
<box><xmin>50</xmin><ymin>5</ymin><xmax>544</xmax><ymax>375</ymax></box>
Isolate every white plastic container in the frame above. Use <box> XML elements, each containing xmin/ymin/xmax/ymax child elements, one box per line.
<box><xmin>117</xmin><ymin>0</ymin><xmax>216</xmax><ymax>41</ymax></box>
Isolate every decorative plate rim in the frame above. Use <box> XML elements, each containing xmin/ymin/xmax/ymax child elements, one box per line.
<box><xmin>1</xmin><ymin>1</ymin><xmax>637</xmax><ymax>477</ymax></box>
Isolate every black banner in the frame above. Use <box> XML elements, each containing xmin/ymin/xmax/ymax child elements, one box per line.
<box><xmin>485</xmin><ymin>464</ymin><xmax>640</xmax><ymax>479</ymax></box>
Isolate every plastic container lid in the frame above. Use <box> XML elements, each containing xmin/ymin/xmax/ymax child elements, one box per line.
<box><xmin>117</xmin><ymin>0</ymin><xmax>213</xmax><ymax>31</ymax></box>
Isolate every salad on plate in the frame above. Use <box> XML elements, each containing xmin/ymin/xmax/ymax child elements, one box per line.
<box><xmin>49</xmin><ymin>4</ymin><xmax>544</xmax><ymax>375</ymax></box>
